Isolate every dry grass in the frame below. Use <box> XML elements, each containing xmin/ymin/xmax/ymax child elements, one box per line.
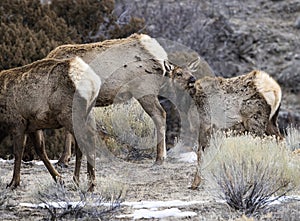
<box><xmin>285</xmin><ymin>126</ymin><xmax>300</xmax><ymax>152</ymax></box>
<box><xmin>94</xmin><ymin>98</ymin><xmax>156</xmax><ymax>160</ymax></box>
<box><xmin>203</xmin><ymin>131</ymin><xmax>300</xmax><ymax>216</ymax></box>
<box><xmin>34</xmin><ymin>176</ymin><xmax>125</xmax><ymax>220</ymax></box>
<box><xmin>0</xmin><ymin>175</ymin><xmax>10</xmax><ymax>209</ymax></box>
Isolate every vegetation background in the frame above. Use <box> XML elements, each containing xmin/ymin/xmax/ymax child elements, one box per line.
<box><xmin>0</xmin><ymin>0</ymin><xmax>299</xmax><ymax>160</ymax></box>
<box><xmin>0</xmin><ymin>0</ymin><xmax>300</xmax><ymax>220</ymax></box>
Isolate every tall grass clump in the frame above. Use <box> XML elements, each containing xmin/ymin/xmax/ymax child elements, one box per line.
<box><xmin>203</xmin><ymin>132</ymin><xmax>300</xmax><ymax>215</ymax></box>
<box><xmin>285</xmin><ymin>126</ymin><xmax>300</xmax><ymax>152</ymax></box>
<box><xmin>94</xmin><ymin>98</ymin><xmax>156</xmax><ymax>159</ymax></box>
<box><xmin>0</xmin><ymin>175</ymin><xmax>10</xmax><ymax>209</ymax></box>
<box><xmin>35</xmin><ymin>178</ymin><xmax>124</xmax><ymax>221</ymax></box>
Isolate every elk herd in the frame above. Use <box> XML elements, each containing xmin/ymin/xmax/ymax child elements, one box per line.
<box><xmin>0</xmin><ymin>34</ymin><xmax>283</xmax><ymax>191</ymax></box>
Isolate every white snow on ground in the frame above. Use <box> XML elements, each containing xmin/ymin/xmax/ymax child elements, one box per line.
<box><xmin>267</xmin><ymin>196</ymin><xmax>300</xmax><ymax>205</ymax></box>
<box><xmin>19</xmin><ymin>201</ymin><xmax>85</xmax><ymax>209</ymax></box>
<box><xmin>20</xmin><ymin>200</ymin><xmax>201</xmax><ymax>219</ymax></box>
<box><xmin>177</xmin><ymin>152</ymin><xmax>197</xmax><ymax>163</ymax></box>
<box><xmin>0</xmin><ymin>158</ymin><xmax>14</xmax><ymax>164</ymax></box>
<box><xmin>19</xmin><ymin>197</ymin><xmax>300</xmax><ymax>219</ymax></box>
<box><xmin>19</xmin><ymin>200</ymin><xmax>208</xmax><ymax>209</ymax></box>
<box><xmin>117</xmin><ymin>200</ymin><xmax>204</xmax><ymax>219</ymax></box>
<box><xmin>20</xmin><ymin>201</ymin><xmax>197</xmax><ymax>219</ymax></box>
<box><xmin>116</xmin><ymin>208</ymin><xmax>197</xmax><ymax>219</ymax></box>
<box><xmin>33</xmin><ymin>160</ymin><xmax>58</xmax><ymax>166</ymax></box>
<box><xmin>122</xmin><ymin>200</ymin><xmax>209</xmax><ymax>208</ymax></box>
<box><xmin>0</xmin><ymin>159</ymin><xmax>58</xmax><ymax>165</ymax></box>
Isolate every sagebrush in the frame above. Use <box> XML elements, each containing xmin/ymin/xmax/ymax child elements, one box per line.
<box><xmin>35</xmin><ymin>177</ymin><xmax>125</xmax><ymax>220</ymax></box>
<box><xmin>204</xmin><ymin>132</ymin><xmax>300</xmax><ymax>215</ymax></box>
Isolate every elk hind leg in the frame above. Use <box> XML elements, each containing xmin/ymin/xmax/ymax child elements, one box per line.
<box><xmin>7</xmin><ymin>130</ymin><xmax>27</xmax><ymax>188</ymax></box>
<box><xmin>56</xmin><ymin>130</ymin><xmax>74</xmax><ymax>167</ymax></box>
<box><xmin>29</xmin><ymin>130</ymin><xmax>61</xmax><ymax>183</ymax></box>
<box><xmin>138</xmin><ymin>95</ymin><xmax>167</xmax><ymax>164</ymax></box>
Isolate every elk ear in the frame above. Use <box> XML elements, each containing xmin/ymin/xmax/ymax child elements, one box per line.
<box><xmin>164</xmin><ymin>60</ymin><xmax>175</xmax><ymax>73</ymax></box>
<box><xmin>188</xmin><ymin>57</ymin><xmax>201</xmax><ymax>73</ymax></box>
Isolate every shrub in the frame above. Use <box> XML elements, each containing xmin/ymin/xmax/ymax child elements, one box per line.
<box><xmin>35</xmin><ymin>179</ymin><xmax>123</xmax><ymax>220</ymax></box>
<box><xmin>50</xmin><ymin>0</ymin><xmax>144</xmax><ymax>43</ymax></box>
<box><xmin>0</xmin><ymin>0</ymin><xmax>145</xmax><ymax>160</ymax></box>
<box><xmin>0</xmin><ymin>0</ymin><xmax>76</xmax><ymax>70</ymax></box>
<box><xmin>0</xmin><ymin>174</ymin><xmax>12</xmax><ymax>210</ymax></box>
<box><xmin>285</xmin><ymin>126</ymin><xmax>300</xmax><ymax>152</ymax></box>
<box><xmin>93</xmin><ymin>99</ymin><xmax>156</xmax><ymax>161</ymax></box>
<box><xmin>203</xmin><ymin>132</ymin><xmax>300</xmax><ymax>216</ymax></box>
<box><xmin>0</xmin><ymin>0</ymin><xmax>144</xmax><ymax>70</ymax></box>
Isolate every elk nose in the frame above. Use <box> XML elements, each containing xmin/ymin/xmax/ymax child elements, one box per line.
<box><xmin>189</xmin><ymin>76</ymin><xmax>196</xmax><ymax>84</ymax></box>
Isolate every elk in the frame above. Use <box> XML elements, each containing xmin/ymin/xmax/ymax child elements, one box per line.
<box><xmin>46</xmin><ymin>33</ymin><xmax>196</xmax><ymax>167</ymax></box>
<box><xmin>0</xmin><ymin>57</ymin><xmax>101</xmax><ymax>189</ymax></box>
<box><xmin>189</xmin><ymin>70</ymin><xmax>282</xmax><ymax>189</ymax></box>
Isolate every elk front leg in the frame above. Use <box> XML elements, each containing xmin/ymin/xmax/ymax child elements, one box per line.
<box><xmin>86</xmin><ymin>113</ymin><xmax>97</xmax><ymax>191</ymax></box>
<box><xmin>191</xmin><ymin>124</ymin><xmax>210</xmax><ymax>190</ymax></box>
<box><xmin>87</xmin><ymin>154</ymin><xmax>96</xmax><ymax>192</ymax></box>
<box><xmin>7</xmin><ymin>130</ymin><xmax>27</xmax><ymax>188</ymax></box>
<box><xmin>138</xmin><ymin>95</ymin><xmax>167</xmax><ymax>164</ymax></box>
<box><xmin>29</xmin><ymin>130</ymin><xmax>61</xmax><ymax>183</ymax></box>
<box><xmin>56</xmin><ymin>131</ymin><xmax>74</xmax><ymax>167</ymax></box>
<box><xmin>73</xmin><ymin>139</ymin><xmax>95</xmax><ymax>191</ymax></box>
<box><xmin>191</xmin><ymin>147</ymin><xmax>203</xmax><ymax>190</ymax></box>
<box><xmin>73</xmin><ymin>141</ymin><xmax>82</xmax><ymax>186</ymax></box>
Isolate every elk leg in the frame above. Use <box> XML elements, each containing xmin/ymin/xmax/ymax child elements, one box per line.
<box><xmin>137</xmin><ymin>95</ymin><xmax>167</xmax><ymax>164</ymax></box>
<box><xmin>73</xmin><ymin>138</ymin><xmax>96</xmax><ymax>192</ymax></box>
<box><xmin>71</xmin><ymin>95</ymin><xmax>97</xmax><ymax>191</ymax></box>
<box><xmin>85</xmin><ymin>115</ymin><xmax>97</xmax><ymax>191</ymax></box>
<box><xmin>29</xmin><ymin>130</ymin><xmax>61</xmax><ymax>182</ymax></box>
<box><xmin>191</xmin><ymin>125</ymin><xmax>210</xmax><ymax>190</ymax></box>
<box><xmin>56</xmin><ymin>131</ymin><xmax>74</xmax><ymax>167</ymax></box>
<box><xmin>73</xmin><ymin>141</ymin><xmax>82</xmax><ymax>186</ymax></box>
<box><xmin>87</xmin><ymin>155</ymin><xmax>96</xmax><ymax>192</ymax></box>
<box><xmin>7</xmin><ymin>130</ymin><xmax>27</xmax><ymax>188</ymax></box>
<box><xmin>191</xmin><ymin>147</ymin><xmax>203</xmax><ymax>190</ymax></box>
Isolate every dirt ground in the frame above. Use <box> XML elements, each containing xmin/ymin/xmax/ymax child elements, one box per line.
<box><xmin>0</xmin><ymin>148</ymin><xmax>300</xmax><ymax>221</ymax></box>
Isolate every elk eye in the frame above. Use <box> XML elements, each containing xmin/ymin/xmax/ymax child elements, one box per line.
<box><xmin>177</xmin><ymin>72</ymin><xmax>183</xmax><ymax>77</ymax></box>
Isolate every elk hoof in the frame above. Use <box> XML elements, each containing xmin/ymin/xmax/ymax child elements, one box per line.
<box><xmin>55</xmin><ymin>161</ymin><xmax>69</xmax><ymax>168</ymax></box>
<box><xmin>7</xmin><ymin>180</ymin><xmax>19</xmax><ymax>190</ymax></box>
<box><xmin>73</xmin><ymin>176</ymin><xmax>80</xmax><ymax>186</ymax></box>
<box><xmin>154</xmin><ymin>158</ymin><xmax>164</xmax><ymax>165</ymax></box>
<box><xmin>190</xmin><ymin>175</ymin><xmax>203</xmax><ymax>190</ymax></box>
<box><xmin>87</xmin><ymin>183</ymin><xmax>96</xmax><ymax>192</ymax></box>
<box><xmin>54</xmin><ymin>175</ymin><xmax>64</xmax><ymax>185</ymax></box>
<box><xmin>189</xmin><ymin>185</ymin><xmax>199</xmax><ymax>190</ymax></box>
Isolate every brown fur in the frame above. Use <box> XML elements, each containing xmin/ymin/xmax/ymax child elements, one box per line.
<box><xmin>47</xmin><ymin>34</ymin><xmax>196</xmax><ymax>167</ymax></box>
<box><xmin>190</xmin><ymin>70</ymin><xmax>282</xmax><ymax>189</ymax></box>
<box><xmin>0</xmin><ymin>57</ymin><xmax>99</xmax><ymax>189</ymax></box>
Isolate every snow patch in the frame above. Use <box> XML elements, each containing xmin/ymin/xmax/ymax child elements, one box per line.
<box><xmin>116</xmin><ymin>208</ymin><xmax>197</xmax><ymax>219</ymax></box>
<box><xmin>122</xmin><ymin>200</ymin><xmax>208</xmax><ymax>209</ymax></box>
<box><xmin>267</xmin><ymin>196</ymin><xmax>300</xmax><ymax>205</ymax></box>
<box><xmin>20</xmin><ymin>200</ymin><xmax>207</xmax><ymax>210</ymax></box>
<box><xmin>34</xmin><ymin>160</ymin><xmax>58</xmax><ymax>166</ymax></box>
<box><xmin>0</xmin><ymin>158</ymin><xmax>14</xmax><ymax>164</ymax></box>
<box><xmin>19</xmin><ymin>201</ymin><xmax>85</xmax><ymax>209</ymax></box>
<box><xmin>178</xmin><ymin>152</ymin><xmax>197</xmax><ymax>163</ymax></box>
<box><xmin>20</xmin><ymin>197</ymin><xmax>300</xmax><ymax>220</ymax></box>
